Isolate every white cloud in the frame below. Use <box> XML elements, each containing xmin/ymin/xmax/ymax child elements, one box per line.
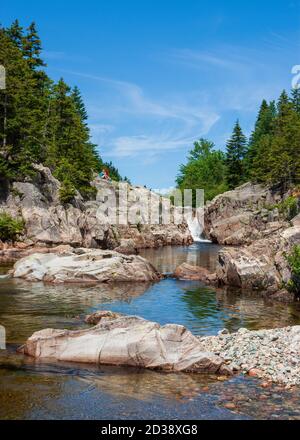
<box><xmin>171</xmin><ymin>48</ymin><xmax>248</xmax><ymax>71</ymax></box>
<box><xmin>61</xmin><ymin>69</ymin><xmax>220</xmax><ymax>158</ymax></box>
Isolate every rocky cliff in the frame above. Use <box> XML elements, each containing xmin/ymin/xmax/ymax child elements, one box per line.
<box><xmin>204</xmin><ymin>182</ymin><xmax>290</xmax><ymax>246</ymax></box>
<box><xmin>204</xmin><ymin>182</ymin><xmax>300</xmax><ymax>300</ymax></box>
<box><xmin>0</xmin><ymin>165</ymin><xmax>192</xmax><ymax>261</ymax></box>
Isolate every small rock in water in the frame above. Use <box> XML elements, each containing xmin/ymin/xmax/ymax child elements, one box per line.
<box><xmin>218</xmin><ymin>329</ymin><xmax>229</xmax><ymax>336</ymax></box>
<box><xmin>224</xmin><ymin>402</ymin><xmax>236</xmax><ymax>410</ymax></box>
<box><xmin>261</xmin><ymin>382</ymin><xmax>272</xmax><ymax>389</ymax></box>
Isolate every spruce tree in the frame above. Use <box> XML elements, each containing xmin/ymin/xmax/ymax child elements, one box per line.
<box><xmin>71</xmin><ymin>86</ymin><xmax>88</xmax><ymax>122</ymax></box>
<box><xmin>225</xmin><ymin>121</ymin><xmax>247</xmax><ymax>189</ymax></box>
<box><xmin>291</xmin><ymin>87</ymin><xmax>300</xmax><ymax>114</ymax></box>
<box><xmin>0</xmin><ymin>19</ymin><xmax>122</xmax><ymax>195</ymax></box>
<box><xmin>245</xmin><ymin>99</ymin><xmax>276</xmax><ymax>180</ymax></box>
<box><xmin>6</xmin><ymin>19</ymin><xmax>23</xmax><ymax>49</ymax></box>
<box><xmin>22</xmin><ymin>22</ymin><xmax>45</xmax><ymax>70</ymax></box>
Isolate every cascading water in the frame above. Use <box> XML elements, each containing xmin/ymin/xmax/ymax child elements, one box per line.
<box><xmin>187</xmin><ymin>209</ymin><xmax>211</xmax><ymax>243</ymax></box>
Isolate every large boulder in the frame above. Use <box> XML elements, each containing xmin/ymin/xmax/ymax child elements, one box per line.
<box><xmin>204</xmin><ymin>182</ymin><xmax>289</xmax><ymax>245</ymax></box>
<box><xmin>18</xmin><ymin>315</ymin><xmax>229</xmax><ymax>374</ymax></box>
<box><xmin>11</xmin><ymin>248</ymin><xmax>162</xmax><ymax>283</ymax></box>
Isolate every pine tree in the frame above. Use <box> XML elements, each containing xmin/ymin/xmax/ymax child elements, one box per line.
<box><xmin>267</xmin><ymin>92</ymin><xmax>300</xmax><ymax>187</ymax></box>
<box><xmin>291</xmin><ymin>87</ymin><xmax>300</xmax><ymax>114</ymax></box>
<box><xmin>277</xmin><ymin>90</ymin><xmax>289</xmax><ymax>115</ymax></box>
<box><xmin>6</xmin><ymin>19</ymin><xmax>23</xmax><ymax>49</ymax></box>
<box><xmin>225</xmin><ymin>121</ymin><xmax>247</xmax><ymax>189</ymax></box>
<box><xmin>0</xmin><ymin>20</ymin><xmax>122</xmax><ymax>194</ymax></box>
<box><xmin>0</xmin><ymin>27</ymin><xmax>47</xmax><ymax>177</ymax></box>
<box><xmin>22</xmin><ymin>22</ymin><xmax>45</xmax><ymax>70</ymax></box>
<box><xmin>71</xmin><ymin>86</ymin><xmax>88</xmax><ymax>122</ymax></box>
<box><xmin>245</xmin><ymin>100</ymin><xmax>276</xmax><ymax>180</ymax></box>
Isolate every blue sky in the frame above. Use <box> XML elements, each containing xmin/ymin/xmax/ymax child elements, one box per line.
<box><xmin>1</xmin><ymin>0</ymin><xmax>300</xmax><ymax>188</ymax></box>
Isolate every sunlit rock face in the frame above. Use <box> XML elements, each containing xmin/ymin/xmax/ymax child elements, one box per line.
<box><xmin>11</xmin><ymin>248</ymin><xmax>162</xmax><ymax>284</ymax></box>
<box><xmin>204</xmin><ymin>182</ymin><xmax>290</xmax><ymax>245</ymax></box>
<box><xmin>216</xmin><ymin>224</ymin><xmax>300</xmax><ymax>299</ymax></box>
<box><xmin>0</xmin><ymin>165</ymin><xmax>192</xmax><ymax>260</ymax></box>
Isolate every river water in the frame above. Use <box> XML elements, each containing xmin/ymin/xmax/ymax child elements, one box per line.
<box><xmin>1</xmin><ymin>243</ymin><xmax>300</xmax><ymax>420</ymax></box>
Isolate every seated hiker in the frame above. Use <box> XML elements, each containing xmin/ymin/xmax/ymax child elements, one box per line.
<box><xmin>99</xmin><ymin>169</ymin><xmax>111</xmax><ymax>182</ymax></box>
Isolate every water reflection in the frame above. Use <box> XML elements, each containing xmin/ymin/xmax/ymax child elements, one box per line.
<box><xmin>140</xmin><ymin>242</ymin><xmax>220</xmax><ymax>273</ymax></box>
<box><xmin>0</xmin><ymin>279</ymin><xmax>151</xmax><ymax>343</ymax></box>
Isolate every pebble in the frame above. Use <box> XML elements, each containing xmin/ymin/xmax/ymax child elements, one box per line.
<box><xmin>224</xmin><ymin>402</ymin><xmax>236</xmax><ymax>410</ymax></box>
<box><xmin>197</xmin><ymin>325</ymin><xmax>300</xmax><ymax>386</ymax></box>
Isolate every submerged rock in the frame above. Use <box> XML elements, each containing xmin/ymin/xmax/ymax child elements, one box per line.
<box><xmin>85</xmin><ymin>310</ymin><xmax>122</xmax><ymax>325</ymax></box>
<box><xmin>18</xmin><ymin>315</ymin><xmax>229</xmax><ymax>374</ymax></box>
<box><xmin>173</xmin><ymin>262</ymin><xmax>217</xmax><ymax>284</ymax></box>
<box><xmin>11</xmin><ymin>249</ymin><xmax>162</xmax><ymax>284</ymax></box>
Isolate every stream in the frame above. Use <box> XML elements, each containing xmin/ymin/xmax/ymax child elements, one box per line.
<box><xmin>1</xmin><ymin>243</ymin><xmax>300</xmax><ymax>420</ymax></box>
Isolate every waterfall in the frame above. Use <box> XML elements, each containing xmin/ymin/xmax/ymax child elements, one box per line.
<box><xmin>187</xmin><ymin>210</ymin><xmax>211</xmax><ymax>243</ymax></box>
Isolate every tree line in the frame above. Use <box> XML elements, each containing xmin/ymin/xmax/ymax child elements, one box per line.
<box><xmin>177</xmin><ymin>88</ymin><xmax>300</xmax><ymax>201</ymax></box>
<box><xmin>0</xmin><ymin>20</ymin><xmax>125</xmax><ymax>203</ymax></box>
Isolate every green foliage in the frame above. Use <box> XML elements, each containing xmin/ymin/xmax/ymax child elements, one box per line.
<box><xmin>272</xmin><ymin>196</ymin><xmax>299</xmax><ymax>221</ymax></box>
<box><xmin>247</xmin><ymin>90</ymin><xmax>300</xmax><ymax>188</ymax></box>
<box><xmin>176</xmin><ymin>138</ymin><xmax>228</xmax><ymax>203</ymax></box>
<box><xmin>225</xmin><ymin>120</ymin><xmax>247</xmax><ymax>189</ymax></box>
<box><xmin>0</xmin><ymin>20</ymin><xmax>123</xmax><ymax>200</ymax></box>
<box><xmin>245</xmin><ymin>100</ymin><xmax>276</xmax><ymax>179</ymax></box>
<box><xmin>0</xmin><ymin>212</ymin><xmax>24</xmax><ymax>242</ymax></box>
<box><xmin>286</xmin><ymin>245</ymin><xmax>300</xmax><ymax>295</ymax></box>
<box><xmin>59</xmin><ymin>180</ymin><xmax>76</xmax><ymax>204</ymax></box>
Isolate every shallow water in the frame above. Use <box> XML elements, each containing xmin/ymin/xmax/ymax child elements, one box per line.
<box><xmin>1</xmin><ymin>243</ymin><xmax>300</xmax><ymax>420</ymax></box>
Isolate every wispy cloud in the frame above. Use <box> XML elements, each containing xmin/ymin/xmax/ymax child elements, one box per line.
<box><xmin>105</xmin><ymin>133</ymin><xmax>196</xmax><ymax>158</ymax></box>
<box><xmin>60</xmin><ymin>68</ymin><xmax>220</xmax><ymax>158</ymax></box>
<box><xmin>171</xmin><ymin>48</ymin><xmax>247</xmax><ymax>71</ymax></box>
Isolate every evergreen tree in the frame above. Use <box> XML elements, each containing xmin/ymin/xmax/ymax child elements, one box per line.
<box><xmin>245</xmin><ymin>100</ymin><xmax>276</xmax><ymax>180</ymax></box>
<box><xmin>291</xmin><ymin>87</ymin><xmax>300</xmax><ymax>114</ymax></box>
<box><xmin>0</xmin><ymin>27</ymin><xmax>47</xmax><ymax>177</ymax></box>
<box><xmin>267</xmin><ymin>92</ymin><xmax>300</xmax><ymax>187</ymax></box>
<box><xmin>6</xmin><ymin>19</ymin><xmax>23</xmax><ymax>49</ymax></box>
<box><xmin>0</xmin><ymin>20</ymin><xmax>122</xmax><ymax>198</ymax></box>
<box><xmin>277</xmin><ymin>90</ymin><xmax>289</xmax><ymax>115</ymax></box>
<box><xmin>22</xmin><ymin>22</ymin><xmax>45</xmax><ymax>69</ymax></box>
<box><xmin>225</xmin><ymin>121</ymin><xmax>247</xmax><ymax>189</ymax></box>
<box><xmin>71</xmin><ymin>86</ymin><xmax>88</xmax><ymax>122</ymax></box>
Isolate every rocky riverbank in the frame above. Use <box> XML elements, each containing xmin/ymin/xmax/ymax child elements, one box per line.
<box><xmin>203</xmin><ymin>182</ymin><xmax>300</xmax><ymax>301</ymax></box>
<box><xmin>198</xmin><ymin>326</ymin><xmax>300</xmax><ymax>387</ymax></box>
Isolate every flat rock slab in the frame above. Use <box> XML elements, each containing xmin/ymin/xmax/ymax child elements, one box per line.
<box><xmin>11</xmin><ymin>248</ymin><xmax>161</xmax><ymax>283</ymax></box>
<box><xmin>18</xmin><ymin>316</ymin><xmax>229</xmax><ymax>374</ymax></box>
